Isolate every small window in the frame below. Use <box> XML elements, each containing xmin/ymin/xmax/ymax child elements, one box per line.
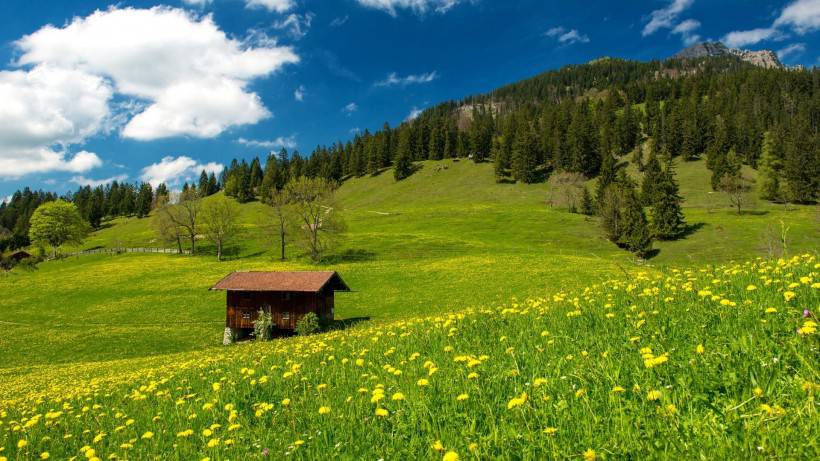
<box><xmin>241</xmin><ymin>313</ymin><xmax>251</xmax><ymax>320</ymax></box>
<box><xmin>282</xmin><ymin>311</ymin><xmax>290</xmax><ymax>320</ymax></box>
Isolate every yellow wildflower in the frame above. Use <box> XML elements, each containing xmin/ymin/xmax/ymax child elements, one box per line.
<box><xmin>443</xmin><ymin>451</ymin><xmax>459</xmax><ymax>461</ymax></box>
<box><xmin>318</xmin><ymin>406</ymin><xmax>331</xmax><ymax>415</ymax></box>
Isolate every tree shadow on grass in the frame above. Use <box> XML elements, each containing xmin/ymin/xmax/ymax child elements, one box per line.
<box><xmin>320</xmin><ymin>249</ymin><xmax>377</xmax><ymax>264</ymax></box>
<box><xmin>675</xmin><ymin>222</ymin><xmax>707</xmax><ymax>239</ymax></box>
<box><xmin>325</xmin><ymin>317</ymin><xmax>371</xmax><ymax>332</ymax></box>
<box><xmin>738</xmin><ymin>210</ymin><xmax>769</xmax><ymax>216</ymax></box>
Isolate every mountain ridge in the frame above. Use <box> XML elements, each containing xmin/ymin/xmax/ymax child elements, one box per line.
<box><xmin>673</xmin><ymin>41</ymin><xmax>783</xmax><ymax>69</ymax></box>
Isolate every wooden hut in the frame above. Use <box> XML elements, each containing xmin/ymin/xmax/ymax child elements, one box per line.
<box><xmin>211</xmin><ymin>271</ymin><xmax>350</xmax><ymax>344</ymax></box>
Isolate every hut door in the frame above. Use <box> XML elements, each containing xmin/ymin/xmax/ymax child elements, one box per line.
<box><xmin>277</xmin><ymin>310</ymin><xmax>291</xmax><ymax>329</ymax></box>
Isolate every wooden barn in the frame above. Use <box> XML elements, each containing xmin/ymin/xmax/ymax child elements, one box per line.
<box><xmin>211</xmin><ymin>271</ymin><xmax>350</xmax><ymax>344</ymax></box>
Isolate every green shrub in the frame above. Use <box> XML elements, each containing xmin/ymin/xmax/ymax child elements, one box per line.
<box><xmin>296</xmin><ymin>312</ymin><xmax>321</xmax><ymax>336</ymax></box>
<box><xmin>252</xmin><ymin>309</ymin><xmax>272</xmax><ymax>341</ymax></box>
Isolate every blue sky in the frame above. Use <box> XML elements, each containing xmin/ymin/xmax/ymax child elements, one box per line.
<box><xmin>0</xmin><ymin>0</ymin><xmax>817</xmax><ymax>198</ymax></box>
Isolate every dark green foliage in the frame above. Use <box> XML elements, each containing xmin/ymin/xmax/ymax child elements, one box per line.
<box><xmin>580</xmin><ymin>187</ymin><xmax>594</xmax><ymax>216</ymax></box>
<box><xmin>595</xmin><ymin>151</ymin><xmax>618</xmax><ymax>207</ymax></box>
<box><xmin>782</xmin><ymin>111</ymin><xmax>820</xmax><ymax>203</ymax></box>
<box><xmin>757</xmin><ymin>130</ymin><xmax>783</xmax><ymax>202</ymax></box>
<box><xmin>650</xmin><ymin>165</ymin><xmax>686</xmax><ymax>240</ymax></box>
<box><xmin>394</xmin><ymin>129</ymin><xmax>414</xmax><ymax>181</ymax></box>
<box><xmin>640</xmin><ymin>150</ymin><xmax>663</xmax><ymax>205</ymax></box>
<box><xmin>511</xmin><ymin>122</ymin><xmax>538</xmax><ymax>183</ymax></box>
<box><xmin>295</xmin><ymin>312</ymin><xmax>321</xmax><ymax>336</ymax></box>
<box><xmin>709</xmin><ymin>148</ymin><xmax>741</xmax><ymax>191</ymax></box>
<box><xmin>136</xmin><ymin>183</ymin><xmax>153</xmax><ymax>218</ymax></box>
<box><xmin>618</xmin><ymin>187</ymin><xmax>653</xmax><ymax>258</ymax></box>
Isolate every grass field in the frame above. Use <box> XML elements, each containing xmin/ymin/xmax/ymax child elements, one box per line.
<box><xmin>0</xmin><ymin>254</ymin><xmax>817</xmax><ymax>459</ymax></box>
<box><xmin>0</xmin><ymin>158</ymin><xmax>818</xmax><ymax>371</ymax></box>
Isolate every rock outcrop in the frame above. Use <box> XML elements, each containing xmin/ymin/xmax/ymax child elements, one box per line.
<box><xmin>673</xmin><ymin>41</ymin><xmax>783</xmax><ymax>69</ymax></box>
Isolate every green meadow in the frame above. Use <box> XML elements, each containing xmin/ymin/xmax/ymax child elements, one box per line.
<box><xmin>0</xmin><ymin>158</ymin><xmax>817</xmax><ymax>372</ymax></box>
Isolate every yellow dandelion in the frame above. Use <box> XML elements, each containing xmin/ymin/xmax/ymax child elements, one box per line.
<box><xmin>318</xmin><ymin>406</ymin><xmax>331</xmax><ymax>415</ymax></box>
<box><xmin>141</xmin><ymin>432</ymin><xmax>154</xmax><ymax>440</ymax></box>
<box><xmin>456</xmin><ymin>393</ymin><xmax>469</xmax><ymax>401</ymax></box>
<box><xmin>583</xmin><ymin>448</ymin><xmax>597</xmax><ymax>461</ymax></box>
<box><xmin>432</xmin><ymin>440</ymin><xmax>445</xmax><ymax>452</ymax></box>
<box><xmin>375</xmin><ymin>408</ymin><xmax>389</xmax><ymax>417</ymax></box>
<box><xmin>392</xmin><ymin>392</ymin><xmax>405</xmax><ymax>401</ymax></box>
<box><xmin>647</xmin><ymin>390</ymin><xmax>662</xmax><ymax>401</ymax></box>
<box><xmin>696</xmin><ymin>344</ymin><xmax>705</xmax><ymax>354</ymax></box>
<box><xmin>281</xmin><ymin>398</ymin><xmax>291</xmax><ymax>407</ymax></box>
<box><xmin>40</xmin><ymin>453</ymin><xmax>50</xmax><ymax>460</ymax></box>
<box><xmin>612</xmin><ymin>386</ymin><xmax>626</xmax><ymax>393</ymax></box>
<box><xmin>417</xmin><ymin>378</ymin><xmax>430</xmax><ymax>387</ymax></box>
<box><xmin>506</xmin><ymin>392</ymin><xmax>528</xmax><ymax>410</ymax></box>
<box><xmin>443</xmin><ymin>451</ymin><xmax>459</xmax><ymax>461</ymax></box>
<box><xmin>17</xmin><ymin>440</ymin><xmax>27</xmax><ymax>449</ymax></box>
<box><xmin>543</xmin><ymin>427</ymin><xmax>558</xmax><ymax>435</ymax></box>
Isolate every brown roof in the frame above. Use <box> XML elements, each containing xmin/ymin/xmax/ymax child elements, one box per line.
<box><xmin>210</xmin><ymin>271</ymin><xmax>350</xmax><ymax>292</ymax></box>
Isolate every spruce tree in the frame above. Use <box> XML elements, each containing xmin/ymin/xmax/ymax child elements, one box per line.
<box><xmin>394</xmin><ymin>129</ymin><xmax>413</xmax><ymax>181</ymax></box>
<box><xmin>580</xmin><ymin>187</ymin><xmax>594</xmax><ymax>216</ymax></box>
<box><xmin>782</xmin><ymin>111</ymin><xmax>819</xmax><ymax>203</ymax></box>
<box><xmin>618</xmin><ymin>185</ymin><xmax>653</xmax><ymax>258</ymax></box>
<box><xmin>199</xmin><ymin>170</ymin><xmax>209</xmax><ymax>196</ymax></box>
<box><xmin>595</xmin><ymin>151</ymin><xmax>617</xmax><ymax>209</ymax></box>
<box><xmin>640</xmin><ymin>150</ymin><xmax>663</xmax><ymax>206</ymax></box>
<box><xmin>491</xmin><ymin>136</ymin><xmax>508</xmax><ymax>182</ymax></box>
<box><xmin>511</xmin><ymin>122</ymin><xmax>537</xmax><ymax>183</ymax></box>
<box><xmin>650</xmin><ymin>165</ymin><xmax>685</xmax><ymax>240</ymax></box>
<box><xmin>757</xmin><ymin>130</ymin><xmax>783</xmax><ymax>202</ymax></box>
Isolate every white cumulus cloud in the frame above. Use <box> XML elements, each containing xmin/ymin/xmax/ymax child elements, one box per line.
<box><xmin>0</xmin><ymin>65</ymin><xmax>110</xmax><ymax>177</ymax></box>
<box><xmin>140</xmin><ymin>156</ymin><xmax>223</xmax><ymax>188</ymax></box>
<box><xmin>546</xmin><ymin>27</ymin><xmax>590</xmax><ymax>45</ymax></box>
<box><xmin>356</xmin><ymin>0</ymin><xmax>463</xmax><ymax>17</ymax></box>
<box><xmin>375</xmin><ymin>71</ymin><xmax>438</xmax><ymax>87</ymax></box>
<box><xmin>405</xmin><ymin>106</ymin><xmax>424</xmax><ymax>122</ymax></box>
<box><xmin>777</xmin><ymin>42</ymin><xmax>807</xmax><ymax>59</ymax></box>
<box><xmin>722</xmin><ymin>0</ymin><xmax>820</xmax><ymax>48</ymax></box>
<box><xmin>70</xmin><ymin>174</ymin><xmax>129</xmax><ymax>187</ymax></box>
<box><xmin>342</xmin><ymin>102</ymin><xmax>359</xmax><ymax>115</ymax></box>
<box><xmin>294</xmin><ymin>85</ymin><xmax>305</xmax><ymax>101</ymax></box>
<box><xmin>236</xmin><ymin>135</ymin><xmax>298</xmax><ymax>150</ymax></box>
<box><xmin>245</xmin><ymin>0</ymin><xmax>296</xmax><ymax>13</ymax></box>
<box><xmin>642</xmin><ymin>0</ymin><xmax>694</xmax><ymax>36</ymax></box>
<box><xmin>14</xmin><ymin>7</ymin><xmax>299</xmax><ymax>141</ymax></box>
<box><xmin>273</xmin><ymin>12</ymin><xmax>314</xmax><ymax>40</ymax></box>
<box><xmin>672</xmin><ymin>19</ymin><xmax>701</xmax><ymax>45</ymax></box>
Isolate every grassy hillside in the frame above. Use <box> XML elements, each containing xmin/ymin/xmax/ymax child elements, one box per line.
<box><xmin>1</xmin><ymin>255</ymin><xmax>817</xmax><ymax>459</ymax></box>
<box><xmin>1</xmin><ymin>158</ymin><xmax>818</xmax><ymax>370</ymax></box>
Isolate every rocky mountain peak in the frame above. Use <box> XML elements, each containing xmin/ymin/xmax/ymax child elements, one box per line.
<box><xmin>673</xmin><ymin>41</ymin><xmax>783</xmax><ymax>69</ymax></box>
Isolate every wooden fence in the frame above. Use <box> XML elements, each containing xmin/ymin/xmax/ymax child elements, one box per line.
<box><xmin>66</xmin><ymin>247</ymin><xmax>191</xmax><ymax>257</ymax></box>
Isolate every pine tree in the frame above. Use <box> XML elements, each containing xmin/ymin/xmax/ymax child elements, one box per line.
<box><xmin>491</xmin><ymin>136</ymin><xmax>508</xmax><ymax>182</ymax></box>
<box><xmin>199</xmin><ymin>170</ymin><xmax>210</xmax><ymax>196</ymax></box>
<box><xmin>757</xmin><ymin>130</ymin><xmax>783</xmax><ymax>202</ymax></box>
<box><xmin>710</xmin><ymin>147</ymin><xmax>741</xmax><ymax>191</ymax></box>
<box><xmin>640</xmin><ymin>150</ymin><xmax>663</xmax><ymax>205</ymax></box>
<box><xmin>595</xmin><ymin>151</ymin><xmax>617</xmax><ymax>209</ymax></box>
<box><xmin>249</xmin><ymin>157</ymin><xmax>263</xmax><ymax>192</ymax></box>
<box><xmin>260</xmin><ymin>154</ymin><xmax>279</xmax><ymax>202</ymax></box>
<box><xmin>580</xmin><ymin>187</ymin><xmax>594</xmax><ymax>216</ymax></box>
<box><xmin>207</xmin><ymin>173</ymin><xmax>218</xmax><ymax>195</ymax></box>
<box><xmin>782</xmin><ymin>111</ymin><xmax>819</xmax><ymax>203</ymax></box>
<box><xmin>650</xmin><ymin>165</ymin><xmax>685</xmax><ymax>240</ymax></box>
<box><xmin>511</xmin><ymin>122</ymin><xmax>538</xmax><ymax>183</ymax></box>
<box><xmin>618</xmin><ymin>186</ymin><xmax>653</xmax><ymax>258</ymax></box>
<box><xmin>394</xmin><ymin>129</ymin><xmax>413</xmax><ymax>181</ymax></box>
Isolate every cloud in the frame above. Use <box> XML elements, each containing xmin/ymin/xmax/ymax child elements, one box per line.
<box><xmin>15</xmin><ymin>7</ymin><xmax>299</xmax><ymax>141</ymax></box>
<box><xmin>342</xmin><ymin>102</ymin><xmax>358</xmax><ymax>114</ymax></box>
<box><xmin>0</xmin><ymin>65</ymin><xmax>110</xmax><ymax>178</ymax></box>
<box><xmin>330</xmin><ymin>15</ymin><xmax>350</xmax><ymax>27</ymax></box>
<box><xmin>2</xmin><ymin>195</ymin><xmax>11</xmax><ymax>205</ymax></box>
<box><xmin>375</xmin><ymin>71</ymin><xmax>438</xmax><ymax>87</ymax></box>
<box><xmin>70</xmin><ymin>174</ymin><xmax>129</xmax><ymax>187</ymax></box>
<box><xmin>405</xmin><ymin>106</ymin><xmax>423</xmax><ymax>122</ymax></box>
<box><xmin>236</xmin><ymin>135</ymin><xmax>298</xmax><ymax>149</ymax></box>
<box><xmin>140</xmin><ymin>156</ymin><xmax>223</xmax><ymax>187</ymax></box>
<box><xmin>774</xmin><ymin>0</ymin><xmax>820</xmax><ymax>34</ymax></box>
<box><xmin>245</xmin><ymin>0</ymin><xmax>296</xmax><ymax>13</ymax></box>
<box><xmin>722</xmin><ymin>0</ymin><xmax>820</xmax><ymax>48</ymax></box>
<box><xmin>294</xmin><ymin>85</ymin><xmax>305</xmax><ymax>101</ymax></box>
<box><xmin>545</xmin><ymin>27</ymin><xmax>590</xmax><ymax>45</ymax></box>
<box><xmin>273</xmin><ymin>12</ymin><xmax>314</xmax><ymax>40</ymax></box>
<box><xmin>181</xmin><ymin>0</ymin><xmax>213</xmax><ymax>7</ymax></box>
<box><xmin>642</xmin><ymin>0</ymin><xmax>694</xmax><ymax>36</ymax></box>
<box><xmin>672</xmin><ymin>19</ymin><xmax>701</xmax><ymax>45</ymax></box>
<box><xmin>356</xmin><ymin>0</ymin><xmax>463</xmax><ymax>17</ymax></box>
<box><xmin>777</xmin><ymin>42</ymin><xmax>806</xmax><ymax>59</ymax></box>
<box><xmin>722</xmin><ymin>27</ymin><xmax>784</xmax><ymax>48</ymax></box>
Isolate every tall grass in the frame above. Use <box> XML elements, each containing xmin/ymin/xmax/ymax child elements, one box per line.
<box><xmin>1</xmin><ymin>254</ymin><xmax>817</xmax><ymax>459</ymax></box>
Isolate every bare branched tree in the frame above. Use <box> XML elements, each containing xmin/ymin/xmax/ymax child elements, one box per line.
<box><xmin>201</xmin><ymin>196</ymin><xmax>240</xmax><ymax>261</ymax></box>
<box><xmin>547</xmin><ymin>172</ymin><xmax>586</xmax><ymax>212</ymax></box>
<box><xmin>718</xmin><ymin>172</ymin><xmax>753</xmax><ymax>215</ymax></box>
<box><xmin>286</xmin><ymin>177</ymin><xmax>346</xmax><ymax>262</ymax></box>
<box><xmin>155</xmin><ymin>190</ymin><xmax>201</xmax><ymax>255</ymax></box>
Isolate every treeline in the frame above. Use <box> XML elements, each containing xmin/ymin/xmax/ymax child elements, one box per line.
<box><xmin>251</xmin><ymin>56</ymin><xmax>817</xmax><ymax>203</ymax></box>
<box><xmin>0</xmin><ymin>170</ymin><xmax>221</xmax><ymax>251</ymax></box>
